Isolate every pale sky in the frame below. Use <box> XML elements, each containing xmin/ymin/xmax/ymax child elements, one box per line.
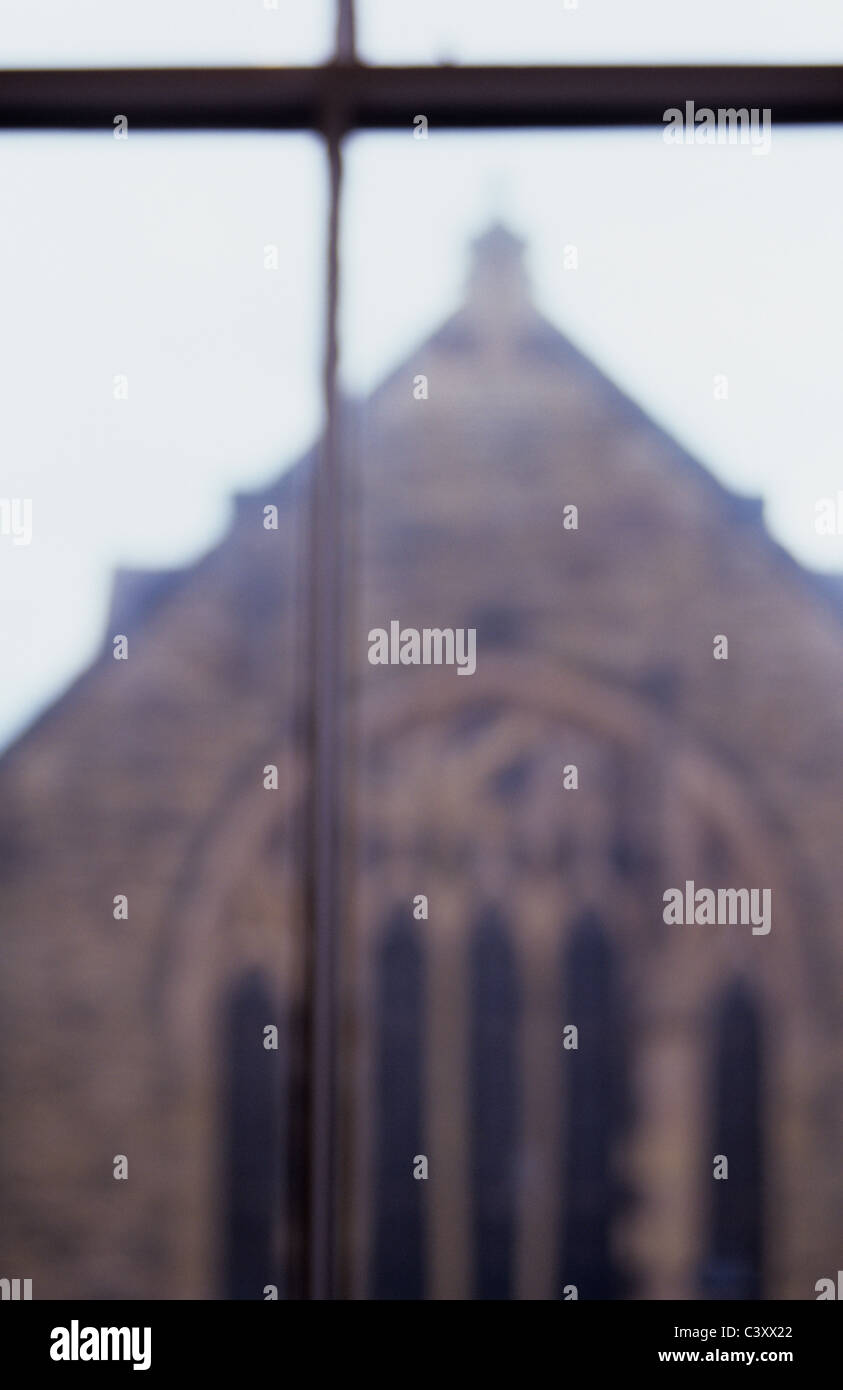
<box><xmin>3</xmin><ymin>0</ymin><xmax>843</xmax><ymax>65</ymax></box>
<box><xmin>1</xmin><ymin>3</ymin><xmax>842</xmax><ymax>749</ymax></box>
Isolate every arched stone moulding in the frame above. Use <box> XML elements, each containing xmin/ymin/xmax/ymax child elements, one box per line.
<box><xmin>156</xmin><ymin>655</ymin><xmax>815</xmax><ymax>1299</ymax></box>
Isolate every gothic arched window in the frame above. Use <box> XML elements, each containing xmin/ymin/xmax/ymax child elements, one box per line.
<box><xmin>371</xmin><ymin>907</ymin><xmax>425</xmax><ymax>1299</ymax></box>
<box><xmin>700</xmin><ymin>979</ymin><xmax>764</xmax><ymax>1299</ymax></box>
<box><xmin>559</xmin><ymin>911</ymin><xmax>630</xmax><ymax>1299</ymax></box>
<box><xmin>469</xmin><ymin>904</ymin><xmax>520</xmax><ymax>1299</ymax></box>
<box><xmin>220</xmin><ymin>968</ymin><xmax>283</xmax><ymax>1299</ymax></box>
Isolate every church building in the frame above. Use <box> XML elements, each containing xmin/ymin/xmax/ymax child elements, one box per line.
<box><xmin>0</xmin><ymin>226</ymin><xmax>840</xmax><ymax>1300</ymax></box>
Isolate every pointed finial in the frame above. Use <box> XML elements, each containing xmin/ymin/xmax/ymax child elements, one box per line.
<box><xmin>470</xmin><ymin>222</ymin><xmax>527</xmax><ymax>271</ymax></box>
<box><xmin>465</xmin><ymin>223</ymin><xmax>532</xmax><ymax>336</ymax></box>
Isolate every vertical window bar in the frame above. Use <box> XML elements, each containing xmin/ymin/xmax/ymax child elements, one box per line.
<box><xmin>304</xmin><ymin>0</ymin><xmax>354</xmax><ymax>1306</ymax></box>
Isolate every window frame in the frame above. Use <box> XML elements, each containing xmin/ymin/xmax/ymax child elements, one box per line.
<box><xmin>1</xmin><ymin>0</ymin><xmax>839</xmax><ymax>1300</ymax></box>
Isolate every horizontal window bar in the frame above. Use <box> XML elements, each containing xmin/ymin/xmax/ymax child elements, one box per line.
<box><xmin>0</xmin><ymin>64</ymin><xmax>841</xmax><ymax>130</ymax></box>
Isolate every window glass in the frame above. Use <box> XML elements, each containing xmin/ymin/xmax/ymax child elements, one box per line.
<box><xmin>342</xmin><ymin>128</ymin><xmax>843</xmax><ymax>572</ymax></box>
<box><xmin>359</xmin><ymin>0</ymin><xmax>843</xmax><ymax>65</ymax></box>
<box><xmin>1</xmin><ymin>0</ymin><xmax>333</xmax><ymax>68</ymax></box>
<box><xmin>341</xmin><ymin>128</ymin><xmax>842</xmax><ymax>1299</ymax></box>
<box><xmin>0</xmin><ymin>132</ymin><xmax>323</xmax><ymax>746</ymax></box>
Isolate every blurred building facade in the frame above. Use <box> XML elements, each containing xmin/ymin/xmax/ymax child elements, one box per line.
<box><xmin>0</xmin><ymin>227</ymin><xmax>841</xmax><ymax>1300</ymax></box>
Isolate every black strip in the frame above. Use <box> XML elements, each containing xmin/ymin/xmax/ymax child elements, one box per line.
<box><xmin>0</xmin><ymin>65</ymin><xmax>841</xmax><ymax>131</ymax></box>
